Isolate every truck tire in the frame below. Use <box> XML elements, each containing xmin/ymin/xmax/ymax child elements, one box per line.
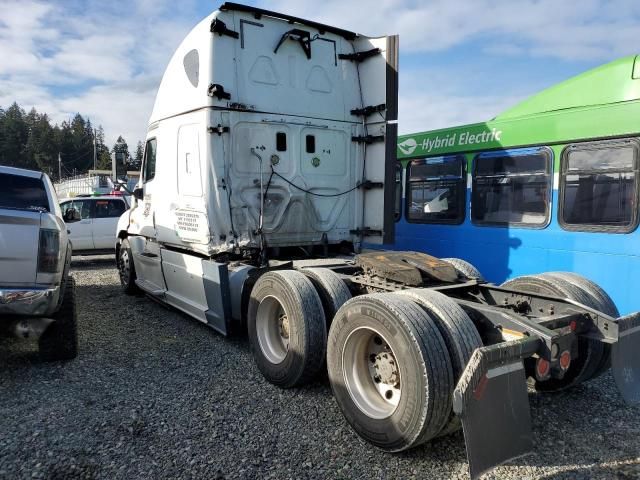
<box><xmin>395</xmin><ymin>288</ymin><xmax>483</xmax><ymax>436</ymax></box>
<box><xmin>39</xmin><ymin>277</ymin><xmax>78</xmax><ymax>361</ymax></box>
<box><xmin>301</xmin><ymin>268</ymin><xmax>351</xmax><ymax>326</ymax></box>
<box><xmin>440</xmin><ymin>258</ymin><xmax>484</xmax><ymax>281</ymax></box>
<box><xmin>545</xmin><ymin>272</ymin><xmax>618</xmax><ymax>317</ymax></box>
<box><xmin>247</xmin><ymin>270</ymin><xmax>326</xmax><ymax>388</ymax></box>
<box><xmin>118</xmin><ymin>238</ymin><xmax>140</xmax><ymax>294</ymax></box>
<box><xmin>500</xmin><ymin>274</ymin><xmax>604</xmax><ymax>391</ymax></box>
<box><xmin>539</xmin><ymin>272</ymin><xmax>618</xmax><ymax>379</ymax></box>
<box><xmin>327</xmin><ymin>293</ymin><xmax>453</xmax><ymax>451</ymax></box>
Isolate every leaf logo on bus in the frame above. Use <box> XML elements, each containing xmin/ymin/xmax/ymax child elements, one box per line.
<box><xmin>398</xmin><ymin>138</ymin><xmax>417</xmax><ymax>155</ymax></box>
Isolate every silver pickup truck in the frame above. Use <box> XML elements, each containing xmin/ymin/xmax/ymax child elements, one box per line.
<box><xmin>0</xmin><ymin>166</ymin><xmax>77</xmax><ymax>360</ymax></box>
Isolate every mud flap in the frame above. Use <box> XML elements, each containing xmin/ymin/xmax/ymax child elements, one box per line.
<box><xmin>453</xmin><ymin>337</ymin><xmax>540</xmax><ymax>480</ymax></box>
<box><xmin>612</xmin><ymin>312</ymin><xmax>640</xmax><ymax>405</ymax></box>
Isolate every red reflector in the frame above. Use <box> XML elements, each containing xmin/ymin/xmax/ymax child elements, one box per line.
<box><xmin>559</xmin><ymin>351</ymin><xmax>571</xmax><ymax>370</ymax></box>
<box><xmin>536</xmin><ymin>358</ymin><xmax>550</xmax><ymax>378</ymax></box>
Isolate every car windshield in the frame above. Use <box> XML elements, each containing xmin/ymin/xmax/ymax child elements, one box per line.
<box><xmin>0</xmin><ymin>173</ymin><xmax>49</xmax><ymax>212</ymax></box>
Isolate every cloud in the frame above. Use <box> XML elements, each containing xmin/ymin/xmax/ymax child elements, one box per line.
<box><xmin>397</xmin><ymin>67</ymin><xmax>527</xmax><ymax>134</ymax></box>
<box><xmin>0</xmin><ymin>0</ymin><xmax>196</xmax><ymax>146</ymax></box>
<box><xmin>1</xmin><ymin>0</ymin><xmax>639</xmax><ymax>151</ymax></box>
<box><xmin>255</xmin><ymin>0</ymin><xmax>640</xmax><ymax>60</ymax></box>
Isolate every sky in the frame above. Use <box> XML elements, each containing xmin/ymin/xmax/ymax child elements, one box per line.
<box><xmin>1</xmin><ymin>0</ymin><xmax>639</xmax><ymax>148</ymax></box>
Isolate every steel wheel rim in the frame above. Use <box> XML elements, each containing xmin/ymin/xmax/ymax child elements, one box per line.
<box><xmin>256</xmin><ymin>295</ymin><xmax>290</xmax><ymax>364</ymax></box>
<box><xmin>342</xmin><ymin>327</ymin><xmax>401</xmax><ymax>419</ymax></box>
<box><xmin>119</xmin><ymin>249</ymin><xmax>130</xmax><ymax>285</ymax></box>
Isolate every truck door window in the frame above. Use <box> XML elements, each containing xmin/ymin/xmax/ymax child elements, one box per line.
<box><xmin>143</xmin><ymin>138</ymin><xmax>157</xmax><ymax>183</ymax></box>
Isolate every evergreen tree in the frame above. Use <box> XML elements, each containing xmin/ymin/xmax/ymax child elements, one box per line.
<box><xmin>113</xmin><ymin>135</ymin><xmax>129</xmax><ymax>162</ymax></box>
<box><xmin>0</xmin><ymin>103</ymin><xmax>29</xmax><ymax>168</ymax></box>
<box><xmin>132</xmin><ymin>140</ymin><xmax>144</xmax><ymax>170</ymax></box>
<box><xmin>0</xmin><ymin>102</ymin><xmax>112</xmax><ymax>180</ymax></box>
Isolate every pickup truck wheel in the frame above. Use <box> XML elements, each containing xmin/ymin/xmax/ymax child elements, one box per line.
<box><xmin>440</xmin><ymin>258</ymin><xmax>484</xmax><ymax>281</ymax></box>
<box><xmin>327</xmin><ymin>294</ymin><xmax>453</xmax><ymax>451</ymax></box>
<box><xmin>39</xmin><ymin>277</ymin><xmax>78</xmax><ymax>361</ymax></box>
<box><xmin>301</xmin><ymin>267</ymin><xmax>351</xmax><ymax>327</ymax></box>
<box><xmin>395</xmin><ymin>288</ymin><xmax>483</xmax><ymax>436</ymax></box>
<box><xmin>247</xmin><ymin>270</ymin><xmax>326</xmax><ymax>388</ymax></box>
<box><xmin>501</xmin><ymin>274</ymin><xmax>604</xmax><ymax>391</ymax></box>
<box><xmin>118</xmin><ymin>238</ymin><xmax>139</xmax><ymax>294</ymax></box>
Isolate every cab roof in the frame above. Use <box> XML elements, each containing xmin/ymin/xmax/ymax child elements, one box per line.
<box><xmin>0</xmin><ymin>165</ymin><xmax>44</xmax><ymax>179</ymax></box>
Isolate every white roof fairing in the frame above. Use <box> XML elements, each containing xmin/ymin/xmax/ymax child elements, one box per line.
<box><xmin>148</xmin><ymin>6</ymin><xmax>378</xmax><ymax>128</ymax></box>
<box><xmin>148</xmin><ymin>12</ymin><xmax>220</xmax><ymax>125</ymax></box>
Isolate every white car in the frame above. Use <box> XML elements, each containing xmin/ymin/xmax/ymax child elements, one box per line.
<box><xmin>60</xmin><ymin>194</ymin><xmax>129</xmax><ymax>254</ymax></box>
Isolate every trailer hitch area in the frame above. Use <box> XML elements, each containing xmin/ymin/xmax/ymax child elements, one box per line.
<box><xmin>452</xmin><ymin>336</ymin><xmax>541</xmax><ymax>480</ymax></box>
<box><xmin>611</xmin><ymin>311</ymin><xmax>640</xmax><ymax>405</ymax></box>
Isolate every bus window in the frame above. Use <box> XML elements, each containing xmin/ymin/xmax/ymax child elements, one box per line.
<box><xmin>394</xmin><ymin>163</ymin><xmax>402</xmax><ymax>222</ymax></box>
<box><xmin>472</xmin><ymin>148</ymin><xmax>551</xmax><ymax>227</ymax></box>
<box><xmin>560</xmin><ymin>139</ymin><xmax>639</xmax><ymax>233</ymax></box>
<box><xmin>406</xmin><ymin>155</ymin><xmax>465</xmax><ymax>224</ymax></box>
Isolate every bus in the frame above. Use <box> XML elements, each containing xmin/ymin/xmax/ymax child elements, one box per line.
<box><xmin>394</xmin><ymin>54</ymin><xmax>640</xmax><ymax>314</ymax></box>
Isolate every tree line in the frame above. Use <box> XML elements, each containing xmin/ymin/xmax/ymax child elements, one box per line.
<box><xmin>0</xmin><ymin>102</ymin><xmax>144</xmax><ymax>181</ymax></box>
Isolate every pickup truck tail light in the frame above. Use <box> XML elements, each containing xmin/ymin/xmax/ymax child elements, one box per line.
<box><xmin>38</xmin><ymin>229</ymin><xmax>60</xmax><ymax>273</ymax></box>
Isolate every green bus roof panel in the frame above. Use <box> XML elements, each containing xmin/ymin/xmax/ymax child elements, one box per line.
<box><xmin>497</xmin><ymin>55</ymin><xmax>640</xmax><ymax>120</ymax></box>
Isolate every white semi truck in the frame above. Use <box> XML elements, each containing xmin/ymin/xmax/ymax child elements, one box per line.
<box><xmin>115</xmin><ymin>4</ymin><xmax>640</xmax><ymax>478</ymax></box>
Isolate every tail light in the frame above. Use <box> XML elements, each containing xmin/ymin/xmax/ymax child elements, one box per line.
<box><xmin>38</xmin><ymin>229</ymin><xmax>60</xmax><ymax>273</ymax></box>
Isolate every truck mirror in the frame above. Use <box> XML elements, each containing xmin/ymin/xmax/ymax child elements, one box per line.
<box><xmin>133</xmin><ymin>187</ymin><xmax>144</xmax><ymax>201</ymax></box>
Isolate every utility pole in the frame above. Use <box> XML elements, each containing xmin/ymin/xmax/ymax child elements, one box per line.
<box><xmin>58</xmin><ymin>152</ymin><xmax>61</xmax><ymax>180</ymax></box>
<box><xmin>93</xmin><ymin>128</ymin><xmax>97</xmax><ymax>171</ymax></box>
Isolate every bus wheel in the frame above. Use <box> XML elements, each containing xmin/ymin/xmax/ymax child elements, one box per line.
<box><xmin>301</xmin><ymin>267</ymin><xmax>351</xmax><ymax>327</ymax></box>
<box><xmin>247</xmin><ymin>270</ymin><xmax>326</xmax><ymax>388</ymax></box>
<box><xmin>395</xmin><ymin>288</ymin><xmax>483</xmax><ymax>436</ymax></box>
<box><xmin>538</xmin><ymin>272</ymin><xmax>618</xmax><ymax>379</ymax></box>
<box><xmin>501</xmin><ymin>275</ymin><xmax>604</xmax><ymax>391</ymax></box>
<box><xmin>441</xmin><ymin>258</ymin><xmax>484</xmax><ymax>281</ymax></box>
<box><xmin>327</xmin><ymin>294</ymin><xmax>453</xmax><ymax>451</ymax></box>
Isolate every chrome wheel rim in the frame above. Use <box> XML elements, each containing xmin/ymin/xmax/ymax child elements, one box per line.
<box><xmin>342</xmin><ymin>327</ymin><xmax>401</xmax><ymax>419</ymax></box>
<box><xmin>256</xmin><ymin>295</ymin><xmax>290</xmax><ymax>364</ymax></box>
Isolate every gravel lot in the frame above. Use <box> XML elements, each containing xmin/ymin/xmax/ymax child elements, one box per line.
<box><xmin>1</xmin><ymin>255</ymin><xmax>639</xmax><ymax>479</ymax></box>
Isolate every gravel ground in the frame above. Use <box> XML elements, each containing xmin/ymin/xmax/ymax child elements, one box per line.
<box><xmin>1</xmin><ymin>255</ymin><xmax>639</xmax><ymax>480</ymax></box>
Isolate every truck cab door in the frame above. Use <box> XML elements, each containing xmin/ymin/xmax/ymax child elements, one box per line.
<box><xmin>350</xmin><ymin>34</ymin><xmax>398</xmax><ymax>246</ymax></box>
<box><xmin>129</xmin><ymin>137</ymin><xmax>166</xmax><ymax>294</ymax></box>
